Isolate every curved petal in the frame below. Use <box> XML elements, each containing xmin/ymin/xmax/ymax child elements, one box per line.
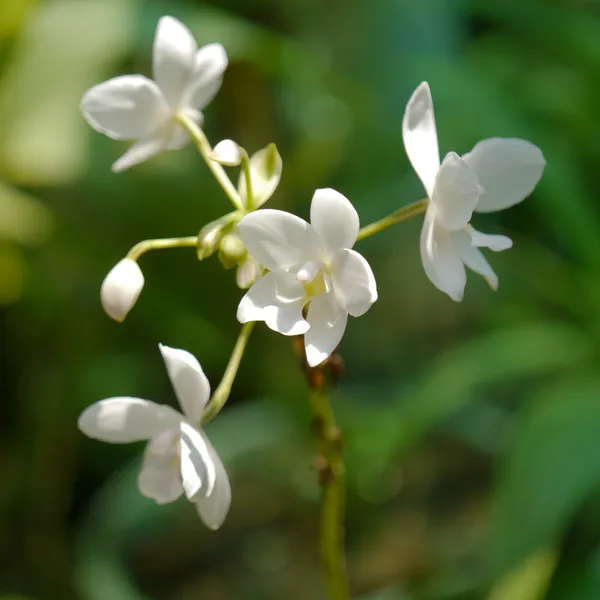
<box><xmin>195</xmin><ymin>438</ymin><xmax>231</xmax><ymax>530</ymax></box>
<box><xmin>310</xmin><ymin>188</ymin><xmax>359</xmax><ymax>251</ymax></box>
<box><xmin>331</xmin><ymin>249</ymin><xmax>377</xmax><ymax>317</ymax></box>
<box><xmin>238</xmin><ymin>210</ymin><xmax>323</xmax><ymax>271</ymax></box>
<box><xmin>470</xmin><ymin>227</ymin><xmax>513</xmax><ymax>251</ymax></box>
<box><xmin>153</xmin><ymin>16</ymin><xmax>197</xmax><ymax>109</ymax></box>
<box><xmin>463</xmin><ymin>138</ymin><xmax>546</xmax><ymax>213</ymax></box>
<box><xmin>451</xmin><ymin>230</ymin><xmax>499</xmax><ymax>290</ymax></box>
<box><xmin>183</xmin><ymin>43</ymin><xmax>228</xmax><ymax>111</ymax></box>
<box><xmin>431</xmin><ymin>152</ymin><xmax>480</xmax><ymax>230</ymax></box>
<box><xmin>237</xmin><ymin>272</ymin><xmax>309</xmax><ymax>334</ymax></box>
<box><xmin>159</xmin><ymin>344</ymin><xmax>210</xmax><ymax>424</ymax></box>
<box><xmin>304</xmin><ymin>294</ymin><xmax>348</xmax><ymax>367</ymax></box>
<box><xmin>420</xmin><ymin>208</ymin><xmax>466</xmax><ymax>302</ymax></box>
<box><xmin>238</xmin><ymin>144</ymin><xmax>282</xmax><ymax>209</ymax></box>
<box><xmin>402</xmin><ymin>82</ymin><xmax>440</xmax><ymax>198</ymax></box>
<box><xmin>111</xmin><ymin>135</ymin><xmax>166</xmax><ymax>172</ymax></box>
<box><xmin>81</xmin><ymin>75</ymin><xmax>167</xmax><ymax>140</ymax></box>
<box><xmin>78</xmin><ymin>397</ymin><xmax>182</xmax><ymax>443</ymax></box>
<box><xmin>138</xmin><ymin>428</ymin><xmax>183</xmax><ymax>504</ymax></box>
<box><xmin>179</xmin><ymin>422</ymin><xmax>216</xmax><ymax>501</ymax></box>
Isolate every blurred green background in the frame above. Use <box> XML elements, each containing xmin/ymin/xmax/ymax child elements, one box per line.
<box><xmin>2</xmin><ymin>0</ymin><xmax>600</xmax><ymax>598</ymax></box>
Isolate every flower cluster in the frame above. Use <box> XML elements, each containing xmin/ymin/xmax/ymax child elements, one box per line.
<box><xmin>77</xmin><ymin>15</ymin><xmax>546</xmax><ymax>529</ymax></box>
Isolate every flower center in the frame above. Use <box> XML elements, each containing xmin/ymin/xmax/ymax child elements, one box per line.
<box><xmin>297</xmin><ymin>261</ymin><xmax>330</xmax><ymax>297</ymax></box>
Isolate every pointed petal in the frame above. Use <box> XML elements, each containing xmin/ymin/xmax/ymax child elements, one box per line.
<box><xmin>238</xmin><ymin>144</ymin><xmax>282</xmax><ymax>209</ymax></box>
<box><xmin>463</xmin><ymin>138</ymin><xmax>546</xmax><ymax>213</ymax></box>
<box><xmin>237</xmin><ymin>273</ymin><xmax>309</xmax><ymax>335</ymax></box>
<box><xmin>81</xmin><ymin>75</ymin><xmax>167</xmax><ymax>140</ymax></box>
<box><xmin>195</xmin><ymin>438</ymin><xmax>231</xmax><ymax>530</ymax></box>
<box><xmin>153</xmin><ymin>16</ymin><xmax>197</xmax><ymax>109</ymax></box>
<box><xmin>138</xmin><ymin>428</ymin><xmax>183</xmax><ymax>504</ymax></box>
<box><xmin>310</xmin><ymin>188</ymin><xmax>360</xmax><ymax>251</ymax></box>
<box><xmin>470</xmin><ymin>227</ymin><xmax>513</xmax><ymax>251</ymax></box>
<box><xmin>331</xmin><ymin>249</ymin><xmax>377</xmax><ymax>317</ymax></box>
<box><xmin>184</xmin><ymin>44</ymin><xmax>228</xmax><ymax>110</ymax></box>
<box><xmin>78</xmin><ymin>397</ymin><xmax>182</xmax><ymax>443</ymax></box>
<box><xmin>304</xmin><ymin>294</ymin><xmax>348</xmax><ymax>367</ymax></box>
<box><xmin>211</xmin><ymin>139</ymin><xmax>242</xmax><ymax>166</ymax></box>
<box><xmin>420</xmin><ymin>208</ymin><xmax>466</xmax><ymax>302</ymax></box>
<box><xmin>111</xmin><ymin>135</ymin><xmax>166</xmax><ymax>172</ymax></box>
<box><xmin>430</xmin><ymin>152</ymin><xmax>480</xmax><ymax>230</ymax></box>
<box><xmin>179</xmin><ymin>422</ymin><xmax>216</xmax><ymax>501</ymax></box>
<box><xmin>451</xmin><ymin>230</ymin><xmax>499</xmax><ymax>290</ymax></box>
<box><xmin>238</xmin><ymin>210</ymin><xmax>323</xmax><ymax>271</ymax></box>
<box><xmin>402</xmin><ymin>82</ymin><xmax>440</xmax><ymax>197</ymax></box>
<box><xmin>159</xmin><ymin>345</ymin><xmax>210</xmax><ymax>424</ymax></box>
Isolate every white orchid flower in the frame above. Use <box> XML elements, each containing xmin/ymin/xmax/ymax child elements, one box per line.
<box><xmin>78</xmin><ymin>344</ymin><xmax>230</xmax><ymax>530</ymax></box>
<box><xmin>80</xmin><ymin>16</ymin><xmax>228</xmax><ymax>172</ymax></box>
<box><xmin>236</xmin><ymin>188</ymin><xmax>377</xmax><ymax>367</ymax></box>
<box><xmin>402</xmin><ymin>82</ymin><xmax>546</xmax><ymax>301</ymax></box>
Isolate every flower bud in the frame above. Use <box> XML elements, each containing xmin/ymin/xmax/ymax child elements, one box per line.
<box><xmin>236</xmin><ymin>255</ymin><xmax>262</xmax><ymax>289</ymax></box>
<box><xmin>100</xmin><ymin>258</ymin><xmax>144</xmax><ymax>322</ymax></box>
<box><xmin>219</xmin><ymin>232</ymin><xmax>247</xmax><ymax>267</ymax></box>
<box><xmin>210</xmin><ymin>139</ymin><xmax>242</xmax><ymax>166</ymax></box>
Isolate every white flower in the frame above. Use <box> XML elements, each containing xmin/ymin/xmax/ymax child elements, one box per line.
<box><xmin>80</xmin><ymin>16</ymin><xmax>228</xmax><ymax>172</ymax></box>
<box><xmin>100</xmin><ymin>258</ymin><xmax>145</xmax><ymax>322</ymax></box>
<box><xmin>402</xmin><ymin>82</ymin><xmax>546</xmax><ymax>301</ymax></box>
<box><xmin>236</xmin><ymin>188</ymin><xmax>377</xmax><ymax>367</ymax></box>
<box><xmin>78</xmin><ymin>344</ymin><xmax>231</xmax><ymax>530</ymax></box>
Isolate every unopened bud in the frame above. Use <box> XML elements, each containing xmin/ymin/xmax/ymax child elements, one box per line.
<box><xmin>219</xmin><ymin>232</ymin><xmax>247</xmax><ymax>265</ymax></box>
<box><xmin>198</xmin><ymin>216</ymin><xmax>230</xmax><ymax>260</ymax></box>
<box><xmin>210</xmin><ymin>139</ymin><xmax>242</xmax><ymax>166</ymax></box>
<box><xmin>100</xmin><ymin>258</ymin><xmax>144</xmax><ymax>322</ymax></box>
<box><xmin>236</xmin><ymin>255</ymin><xmax>261</xmax><ymax>289</ymax></box>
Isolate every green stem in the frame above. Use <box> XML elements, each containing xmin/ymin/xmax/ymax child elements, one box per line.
<box><xmin>356</xmin><ymin>198</ymin><xmax>428</xmax><ymax>242</ymax></box>
<box><xmin>176</xmin><ymin>112</ymin><xmax>243</xmax><ymax>210</ymax></box>
<box><xmin>202</xmin><ymin>321</ymin><xmax>255</xmax><ymax>424</ymax></box>
<box><xmin>240</xmin><ymin>149</ymin><xmax>254</xmax><ymax>210</ymax></box>
<box><xmin>126</xmin><ymin>236</ymin><xmax>198</xmax><ymax>262</ymax></box>
<box><xmin>310</xmin><ymin>388</ymin><xmax>351</xmax><ymax>600</ymax></box>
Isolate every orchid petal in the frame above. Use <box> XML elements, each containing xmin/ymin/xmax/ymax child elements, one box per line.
<box><xmin>179</xmin><ymin>422</ymin><xmax>216</xmax><ymax>501</ymax></box>
<box><xmin>81</xmin><ymin>75</ymin><xmax>167</xmax><ymax>140</ymax></box>
<box><xmin>78</xmin><ymin>397</ymin><xmax>182</xmax><ymax>443</ymax></box>
<box><xmin>184</xmin><ymin>44</ymin><xmax>228</xmax><ymax>111</ymax></box>
<box><xmin>159</xmin><ymin>345</ymin><xmax>210</xmax><ymax>424</ymax></box>
<box><xmin>402</xmin><ymin>82</ymin><xmax>440</xmax><ymax>197</ymax></box>
<box><xmin>111</xmin><ymin>135</ymin><xmax>166</xmax><ymax>172</ymax></box>
<box><xmin>463</xmin><ymin>138</ymin><xmax>546</xmax><ymax>213</ymax></box>
<box><xmin>310</xmin><ymin>188</ymin><xmax>359</xmax><ymax>251</ymax></box>
<box><xmin>331</xmin><ymin>249</ymin><xmax>377</xmax><ymax>317</ymax></box>
<box><xmin>470</xmin><ymin>227</ymin><xmax>513</xmax><ymax>251</ymax></box>
<box><xmin>304</xmin><ymin>294</ymin><xmax>348</xmax><ymax>367</ymax></box>
<box><xmin>451</xmin><ymin>230</ymin><xmax>499</xmax><ymax>290</ymax></box>
<box><xmin>195</xmin><ymin>438</ymin><xmax>231</xmax><ymax>530</ymax></box>
<box><xmin>420</xmin><ymin>208</ymin><xmax>466</xmax><ymax>302</ymax></box>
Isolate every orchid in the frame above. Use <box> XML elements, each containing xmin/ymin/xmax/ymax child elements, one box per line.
<box><xmin>78</xmin><ymin>344</ymin><xmax>230</xmax><ymax>530</ymax></box>
<box><xmin>80</xmin><ymin>16</ymin><xmax>228</xmax><ymax>172</ymax></box>
<box><xmin>236</xmin><ymin>188</ymin><xmax>377</xmax><ymax>367</ymax></box>
<box><xmin>402</xmin><ymin>82</ymin><xmax>546</xmax><ymax>301</ymax></box>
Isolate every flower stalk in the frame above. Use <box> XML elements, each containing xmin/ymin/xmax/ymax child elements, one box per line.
<box><xmin>126</xmin><ymin>236</ymin><xmax>199</xmax><ymax>262</ymax></box>
<box><xmin>202</xmin><ymin>321</ymin><xmax>255</xmax><ymax>424</ymax></box>
<box><xmin>176</xmin><ymin>112</ymin><xmax>243</xmax><ymax>210</ymax></box>
<box><xmin>356</xmin><ymin>198</ymin><xmax>428</xmax><ymax>242</ymax></box>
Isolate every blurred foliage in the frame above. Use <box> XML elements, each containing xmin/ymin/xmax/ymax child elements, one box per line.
<box><xmin>2</xmin><ymin>0</ymin><xmax>600</xmax><ymax>599</ymax></box>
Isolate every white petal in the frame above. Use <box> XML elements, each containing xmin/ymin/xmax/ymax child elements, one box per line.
<box><xmin>138</xmin><ymin>428</ymin><xmax>183</xmax><ymax>504</ymax></box>
<box><xmin>304</xmin><ymin>294</ymin><xmax>348</xmax><ymax>367</ymax></box>
<box><xmin>237</xmin><ymin>272</ymin><xmax>309</xmax><ymax>335</ymax></box>
<box><xmin>78</xmin><ymin>397</ymin><xmax>182</xmax><ymax>443</ymax></box>
<box><xmin>470</xmin><ymin>227</ymin><xmax>513</xmax><ymax>251</ymax></box>
<box><xmin>100</xmin><ymin>259</ymin><xmax>144</xmax><ymax>322</ymax></box>
<box><xmin>238</xmin><ymin>144</ymin><xmax>283</xmax><ymax>209</ymax></box>
<box><xmin>310</xmin><ymin>188</ymin><xmax>359</xmax><ymax>251</ymax></box>
<box><xmin>153</xmin><ymin>16</ymin><xmax>197</xmax><ymax>109</ymax></box>
<box><xmin>159</xmin><ymin>345</ymin><xmax>210</xmax><ymax>424</ymax></box>
<box><xmin>463</xmin><ymin>138</ymin><xmax>546</xmax><ymax>213</ymax></box>
<box><xmin>402</xmin><ymin>82</ymin><xmax>440</xmax><ymax>198</ymax></box>
<box><xmin>451</xmin><ymin>230</ymin><xmax>499</xmax><ymax>290</ymax></box>
<box><xmin>430</xmin><ymin>152</ymin><xmax>480</xmax><ymax>230</ymax></box>
<box><xmin>211</xmin><ymin>139</ymin><xmax>242</xmax><ymax>166</ymax></box>
<box><xmin>195</xmin><ymin>438</ymin><xmax>231</xmax><ymax>530</ymax></box>
<box><xmin>331</xmin><ymin>249</ymin><xmax>377</xmax><ymax>317</ymax></box>
<box><xmin>238</xmin><ymin>210</ymin><xmax>323</xmax><ymax>271</ymax></box>
<box><xmin>111</xmin><ymin>135</ymin><xmax>166</xmax><ymax>172</ymax></box>
<box><xmin>81</xmin><ymin>75</ymin><xmax>168</xmax><ymax>140</ymax></box>
<box><xmin>420</xmin><ymin>208</ymin><xmax>466</xmax><ymax>302</ymax></box>
<box><xmin>184</xmin><ymin>44</ymin><xmax>228</xmax><ymax>111</ymax></box>
<box><xmin>179</xmin><ymin>422</ymin><xmax>216</xmax><ymax>501</ymax></box>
